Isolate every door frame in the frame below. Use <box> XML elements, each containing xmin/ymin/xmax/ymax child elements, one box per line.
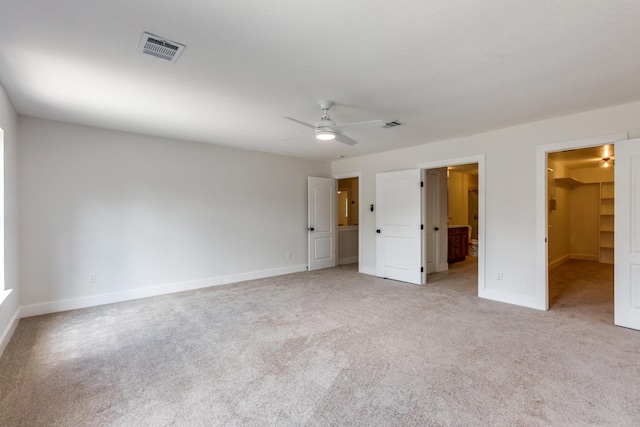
<box><xmin>333</xmin><ymin>172</ymin><xmax>362</xmax><ymax>272</ymax></box>
<box><xmin>535</xmin><ymin>132</ymin><xmax>627</xmax><ymax>310</ymax></box>
<box><xmin>417</xmin><ymin>155</ymin><xmax>485</xmax><ymax>296</ymax></box>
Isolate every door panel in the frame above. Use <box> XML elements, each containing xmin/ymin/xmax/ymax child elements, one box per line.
<box><xmin>376</xmin><ymin>169</ymin><xmax>422</xmax><ymax>284</ymax></box>
<box><xmin>308</xmin><ymin>177</ymin><xmax>336</xmax><ymax>271</ymax></box>
<box><xmin>615</xmin><ymin>137</ymin><xmax>640</xmax><ymax>330</ymax></box>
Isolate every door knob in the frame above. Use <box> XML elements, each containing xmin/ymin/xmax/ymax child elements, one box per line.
<box><xmin>376</xmin><ymin>229</ymin><xmax>381</xmax><ymax>233</ymax></box>
<box><xmin>434</xmin><ymin>227</ymin><xmax>439</xmax><ymax>231</ymax></box>
<box><xmin>308</xmin><ymin>227</ymin><xmax>315</xmax><ymax>231</ymax></box>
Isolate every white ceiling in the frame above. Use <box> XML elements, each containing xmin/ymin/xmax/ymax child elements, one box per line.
<box><xmin>2</xmin><ymin>1</ymin><xmax>640</xmax><ymax>161</ymax></box>
<box><xmin>548</xmin><ymin>144</ymin><xmax>614</xmax><ymax>170</ymax></box>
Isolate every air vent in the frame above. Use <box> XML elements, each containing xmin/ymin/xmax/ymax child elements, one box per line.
<box><xmin>383</xmin><ymin>120</ymin><xmax>403</xmax><ymax>128</ymax></box>
<box><xmin>138</xmin><ymin>32</ymin><xmax>185</xmax><ymax>62</ymax></box>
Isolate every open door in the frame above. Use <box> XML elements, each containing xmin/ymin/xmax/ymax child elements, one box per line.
<box><xmin>308</xmin><ymin>177</ymin><xmax>337</xmax><ymax>271</ymax></box>
<box><xmin>615</xmin><ymin>137</ymin><xmax>640</xmax><ymax>330</ymax></box>
<box><xmin>376</xmin><ymin>169</ymin><xmax>423</xmax><ymax>284</ymax></box>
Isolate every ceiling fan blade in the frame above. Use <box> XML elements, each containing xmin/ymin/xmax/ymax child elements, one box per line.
<box><xmin>283</xmin><ymin>116</ymin><xmax>316</xmax><ymax>129</ymax></box>
<box><xmin>332</xmin><ymin>120</ymin><xmax>385</xmax><ymax>133</ymax></box>
<box><xmin>335</xmin><ymin>132</ymin><xmax>358</xmax><ymax>146</ymax></box>
<box><xmin>279</xmin><ymin>133</ymin><xmax>313</xmax><ymax>142</ymax></box>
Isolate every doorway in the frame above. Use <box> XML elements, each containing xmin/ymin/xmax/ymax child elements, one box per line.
<box><xmin>535</xmin><ymin>133</ymin><xmax>626</xmax><ymax>313</ymax></box>
<box><xmin>546</xmin><ymin>145</ymin><xmax>615</xmax><ymax>311</ymax></box>
<box><xmin>334</xmin><ymin>173</ymin><xmax>362</xmax><ymax>268</ymax></box>
<box><xmin>423</xmin><ymin>164</ymin><xmax>480</xmax><ymax>287</ymax></box>
<box><xmin>337</xmin><ymin>176</ymin><xmax>359</xmax><ymax>266</ymax></box>
<box><xmin>418</xmin><ymin>155</ymin><xmax>485</xmax><ymax>295</ymax></box>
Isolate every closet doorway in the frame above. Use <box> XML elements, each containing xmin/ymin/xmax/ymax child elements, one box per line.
<box><xmin>546</xmin><ymin>145</ymin><xmax>614</xmax><ymax>312</ymax></box>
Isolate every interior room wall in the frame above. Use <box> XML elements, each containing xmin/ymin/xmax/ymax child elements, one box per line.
<box><xmin>467</xmin><ymin>174</ymin><xmax>479</xmax><ymax>239</ymax></box>
<box><xmin>447</xmin><ymin>170</ymin><xmax>468</xmax><ymax>226</ymax></box>
<box><xmin>338</xmin><ymin>177</ymin><xmax>359</xmax><ymax>226</ymax></box>
<box><xmin>338</xmin><ymin>190</ymin><xmax>349</xmax><ymax>226</ymax></box>
<box><xmin>547</xmin><ymin>159</ymin><xmax>571</xmax><ymax>266</ymax></box>
<box><xmin>18</xmin><ymin>116</ymin><xmax>329</xmax><ymax>314</ymax></box>
<box><xmin>331</xmin><ymin>100</ymin><xmax>640</xmax><ymax>310</ymax></box>
<box><xmin>0</xmin><ymin>82</ymin><xmax>20</xmax><ymax>354</ymax></box>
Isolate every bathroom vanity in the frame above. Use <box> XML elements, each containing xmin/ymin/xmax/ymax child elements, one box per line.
<box><xmin>448</xmin><ymin>226</ymin><xmax>469</xmax><ymax>263</ymax></box>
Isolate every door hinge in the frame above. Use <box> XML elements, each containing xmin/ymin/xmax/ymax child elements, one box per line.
<box><xmin>421</xmin><ymin>224</ymin><xmax>424</xmax><ymax>230</ymax></box>
<box><xmin>420</xmin><ymin>181</ymin><xmax>424</xmax><ymax>188</ymax></box>
<box><xmin>421</xmin><ymin>267</ymin><xmax>424</xmax><ymax>273</ymax></box>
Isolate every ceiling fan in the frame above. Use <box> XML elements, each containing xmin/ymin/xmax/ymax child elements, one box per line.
<box><xmin>282</xmin><ymin>100</ymin><xmax>386</xmax><ymax>146</ymax></box>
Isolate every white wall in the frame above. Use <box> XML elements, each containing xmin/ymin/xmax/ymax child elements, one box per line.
<box><xmin>332</xmin><ymin>100</ymin><xmax>640</xmax><ymax>309</ymax></box>
<box><xmin>0</xmin><ymin>82</ymin><xmax>20</xmax><ymax>354</ymax></box>
<box><xmin>338</xmin><ymin>227</ymin><xmax>358</xmax><ymax>265</ymax></box>
<box><xmin>447</xmin><ymin>170</ymin><xmax>468</xmax><ymax>226</ymax></box>
<box><xmin>18</xmin><ymin>117</ymin><xmax>329</xmax><ymax>314</ymax></box>
<box><xmin>548</xmin><ymin>159</ymin><xmax>571</xmax><ymax>266</ymax></box>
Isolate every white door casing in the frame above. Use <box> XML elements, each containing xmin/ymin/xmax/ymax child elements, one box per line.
<box><xmin>376</xmin><ymin>169</ymin><xmax>423</xmax><ymax>284</ymax></box>
<box><xmin>615</xmin><ymin>137</ymin><xmax>640</xmax><ymax>330</ymax></box>
<box><xmin>308</xmin><ymin>177</ymin><xmax>337</xmax><ymax>271</ymax></box>
<box><xmin>536</xmin><ymin>133</ymin><xmax>626</xmax><ymax>311</ymax></box>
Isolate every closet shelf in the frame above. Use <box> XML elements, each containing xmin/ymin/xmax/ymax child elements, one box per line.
<box><xmin>555</xmin><ymin>177</ymin><xmax>584</xmax><ymax>189</ymax></box>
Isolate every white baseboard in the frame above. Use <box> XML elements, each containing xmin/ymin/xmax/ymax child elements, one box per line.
<box><xmin>338</xmin><ymin>256</ymin><xmax>358</xmax><ymax>265</ymax></box>
<box><xmin>549</xmin><ymin>254</ymin><xmax>570</xmax><ymax>270</ymax></box>
<box><xmin>479</xmin><ymin>288</ymin><xmax>546</xmax><ymax>311</ymax></box>
<box><xmin>0</xmin><ymin>305</ymin><xmax>20</xmax><ymax>357</ymax></box>
<box><xmin>570</xmin><ymin>254</ymin><xmax>599</xmax><ymax>262</ymax></box>
<box><xmin>20</xmin><ymin>264</ymin><xmax>308</xmax><ymax>318</ymax></box>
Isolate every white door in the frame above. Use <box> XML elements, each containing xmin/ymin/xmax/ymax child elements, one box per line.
<box><xmin>376</xmin><ymin>169</ymin><xmax>423</xmax><ymax>284</ymax></box>
<box><xmin>615</xmin><ymin>138</ymin><xmax>640</xmax><ymax>330</ymax></box>
<box><xmin>425</xmin><ymin>171</ymin><xmax>439</xmax><ymax>274</ymax></box>
<box><xmin>308</xmin><ymin>177</ymin><xmax>337</xmax><ymax>271</ymax></box>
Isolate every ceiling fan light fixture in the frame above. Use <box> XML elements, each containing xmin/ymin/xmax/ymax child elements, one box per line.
<box><xmin>315</xmin><ymin>129</ymin><xmax>336</xmax><ymax>141</ymax></box>
<box><xmin>600</xmin><ymin>157</ymin><xmax>614</xmax><ymax>168</ymax></box>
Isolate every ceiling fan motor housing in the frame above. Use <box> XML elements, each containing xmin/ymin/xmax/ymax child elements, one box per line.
<box><xmin>315</xmin><ymin>119</ymin><xmax>335</xmax><ymax>128</ymax></box>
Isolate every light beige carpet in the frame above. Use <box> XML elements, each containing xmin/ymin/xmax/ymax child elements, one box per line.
<box><xmin>1</xmin><ymin>259</ymin><xmax>639</xmax><ymax>426</ymax></box>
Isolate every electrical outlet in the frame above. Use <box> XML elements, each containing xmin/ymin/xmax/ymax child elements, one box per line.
<box><xmin>497</xmin><ymin>272</ymin><xmax>503</xmax><ymax>281</ymax></box>
<box><xmin>89</xmin><ymin>273</ymin><xmax>97</xmax><ymax>283</ymax></box>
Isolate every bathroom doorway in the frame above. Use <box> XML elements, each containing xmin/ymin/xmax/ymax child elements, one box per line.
<box><xmin>442</xmin><ymin>163</ymin><xmax>480</xmax><ymax>280</ymax></box>
<box><xmin>418</xmin><ymin>155</ymin><xmax>484</xmax><ymax>294</ymax></box>
<box><xmin>336</xmin><ymin>175</ymin><xmax>360</xmax><ymax>266</ymax></box>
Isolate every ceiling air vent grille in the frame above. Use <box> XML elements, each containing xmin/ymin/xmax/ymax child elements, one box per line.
<box><xmin>383</xmin><ymin>120</ymin><xmax>403</xmax><ymax>128</ymax></box>
<box><xmin>138</xmin><ymin>32</ymin><xmax>185</xmax><ymax>62</ymax></box>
